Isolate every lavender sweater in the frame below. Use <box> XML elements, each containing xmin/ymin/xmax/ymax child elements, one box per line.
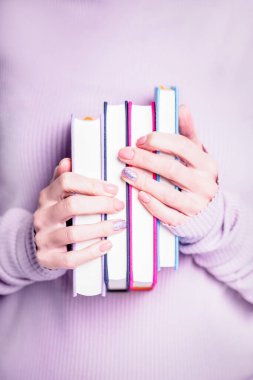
<box><xmin>0</xmin><ymin>1</ymin><xmax>253</xmax><ymax>379</ymax></box>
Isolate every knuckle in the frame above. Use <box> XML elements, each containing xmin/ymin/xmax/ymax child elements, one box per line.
<box><xmin>33</xmin><ymin>210</ymin><xmax>42</xmax><ymax>231</ymax></box>
<box><xmin>34</xmin><ymin>231</ymin><xmax>43</xmax><ymax>249</ymax></box>
<box><xmin>63</xmin><ymin>195</ymin><xmax>77</xmax><ymax>215</ymax></box>
<box><xmin>65</xmin><ymin>226</ymin><xmax>77</xmax><ymax>244</ymax></box>
<box><xmin>36</xmin><ymin>250</ymin><xmax>47</xmax><ymax>267</ymax></box>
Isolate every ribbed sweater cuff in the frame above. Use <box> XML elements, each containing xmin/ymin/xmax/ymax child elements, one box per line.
<box><xmin>163</xmin><ymin>188</ymin><xmax>222</xmax><ymax>244</ymax></box>
<box><xmin>20</xmin><ymin>212</ymin><xmax>66</xmax><ymax>281</ymax></box>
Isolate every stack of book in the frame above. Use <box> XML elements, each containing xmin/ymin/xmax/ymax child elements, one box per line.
<box><xmin>71</xmin><ymin>85</ymin><xmax>179</xmax><ymax>297</ymax></box>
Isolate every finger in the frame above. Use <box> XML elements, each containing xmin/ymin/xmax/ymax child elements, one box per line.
<box><xmin>138</xmin><ymin>191</ymin><xmax>188</xmax><ymax>227</ymax></box>
<box><xmin>38</xmin><ymin>195</ymin><xmax>125</xmax><ymax>227</ymax></box>
<box><xmin>118</xmin><ymin>146</ymin><xmax>202</xmax><ymax>192</ymax></box>
<box><xmin>46</xmin><ymin>172</ymin><xmax>118</xmax><ymax>202</ymax></box>
<box><xmin>135</xmin><ymin>132</ymin><xmax>212</xmax><ymax>171</ymax></box>
<box><xmin>37</xmin><ymin>239</ymin><xmax>113</xmax><ymax>270</ymax></box>
<box><xmin>35</xmin><ymin>219</ymin><xmax>127</xmax><ymax>249</ymax></box>
<box><xmin>121</xmin><ymin>166</ymin><xmax>206</xmax><ymax>216</ymax></box>
<box><xmin>51</xmin><ymin>158</ymin><xmax>72</xmax><ymax>183</ymax></box>
<box><xmin>179</xmin><ymin>105</ymin><xmax>203</xmax><ymax>148</ymax></box>
<box><xmin>51</xmin><ymin>165</ymin><xmax>59</xmax><ymax>183</ymax></box>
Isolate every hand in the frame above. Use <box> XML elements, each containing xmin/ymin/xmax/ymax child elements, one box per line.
<box><xmin>33</xmin><ymin>158</ymin><xmax>126</xmax><ymax>270</ymax></box>
<box><xmin>118</xmin><ymin>105</ymin><xmax>218</xmax><ymax>227</ymax></box>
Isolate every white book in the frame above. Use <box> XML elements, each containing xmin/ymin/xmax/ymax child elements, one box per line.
<box><xmin>71</xmin><ymin>115</ymin><xmax>104</xmax><ymax>296</ymax></box>
<box><xmin>104</xmin><ymin>102</ymin><xmax>129</xmax><ymax>290</ymax></box>
<box><xmin>155</xmin><ymin>86</ymin><xmax>179</xmax><ymax>269</ymax></box>
<box><xmin>128</xmin><ymin>102</ymin><xmax>157</xmax><ymax>290</ymax></box>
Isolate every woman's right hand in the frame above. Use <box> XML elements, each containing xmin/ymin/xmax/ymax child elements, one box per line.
<box><xmin>33</xmin><ymin>158</ymin><xmax>126</xmax><ymax>270</ymax></box>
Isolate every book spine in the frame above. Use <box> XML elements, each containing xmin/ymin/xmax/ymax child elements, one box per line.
<box><xmin>173</xmin><ymin>86</ymin><xmax>180</xmax><ymax>270</ymax></box>
<box><xmin>151</xmin><ymin>101</ymin><xmax>158</xmax><ymax>288</ymax></box>
<box><xmin>71</xmin><ymin>116</ymin><xmax>103</xmax><ymax>297</ymax></box>
<box><xmin>127</xmin><ymin>101</ymin><xmax>133</xmax><ymax>290</ymax></box>
<box><xmin>71</xmin><ymin>115</ymin><xmax>77</xmax><ymax>297</ymax></box>
<box><xmin>103</xmin><ymin>102</ymin><xmax>109</xmax><ymax>290</ymax></box>
<box><xmin>100</xmin><ymin>113</ymin><xmax>106</xmax><ymax>297</ymax></box>
<box><xmin>154</xmin><ymin>88</ymin><xmax>161</xmax><ymax>272</ymax></box>
<box><xmin>125</xmin><ymin>101</ymin><xmax>130</xmax><ymax>290</ymax></box>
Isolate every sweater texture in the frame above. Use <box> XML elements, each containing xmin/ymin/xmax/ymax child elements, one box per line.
<box><xmin>0</xmin><ymin>1</ymin><xmax>253</xmax><ymax>379</ymax></box>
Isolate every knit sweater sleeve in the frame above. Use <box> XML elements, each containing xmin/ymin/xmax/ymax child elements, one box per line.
<box><xmin>0</xmin><ymin>208</ymin><xmax>66</xmax><ymax>295</ymax></box>
<box><xmin>165</xmin><ymin>188</ymin><xmax>253</xmax><ymax>304</ymax></box>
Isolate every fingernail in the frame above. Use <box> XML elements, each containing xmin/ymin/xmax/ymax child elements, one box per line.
<box><xmin>139</xmin><ymin>191</ymin><xmax>151</xmax><ymax>203</ymax></box>
<box><xmin>100</xmin><ymin>241</ymin><xmax>112</xmax><ymax>253</ymax></box>
<box><xmin>103</xmin><ymin>183</ymin><xmax>118</xmax><ymax>194</ymax></box>
<box><xmin>121</xmin><ymin>167</ymin><xmax>137</xmax><ymax>181</ymax></box>
<box><xmin>113</xmin><ymin>220</ymin><xmax>127</xmax><ymax>231</ymax></box>
<box><xmin>114</xmin><ymin>198</ymin><xmax>125</xmax><ymax>211</ymax></box>
<box><xmin>118</xmin><ymin>147</ymin><xmax>135</xmax><ymax>160</ymax></box>
<box><xmin>136</xmin><ymin>135</ymin><xmax>147</xmax><ymax>145</ymax></box>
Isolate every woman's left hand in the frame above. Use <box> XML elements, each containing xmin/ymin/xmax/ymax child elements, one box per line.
<box><xmin>118</xmin><ymin>105</ymin><xmax>219</xmax><ymax>227</ymax></box>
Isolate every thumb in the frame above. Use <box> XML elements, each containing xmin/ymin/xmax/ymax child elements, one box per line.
<box><xmin>179</xmin><ymin>105</ymin><xmax>203</xmax><ymax>149</ymax></box>
<box><xmin>51</xmin><ymin>158</ymin><xmax>72</xmax><ymax>182</ymax></box>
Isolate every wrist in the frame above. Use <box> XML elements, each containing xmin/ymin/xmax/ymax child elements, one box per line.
<box><xmin>163</xmin><ymin>187</ymin><xmax>223</xmax><ymax>244</ymax></box>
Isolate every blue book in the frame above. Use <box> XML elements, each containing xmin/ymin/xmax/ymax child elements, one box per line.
<box><xmin>155</xmin><ymin>86</ymin><xmax>179</xmax><ymax>270</ymax></box>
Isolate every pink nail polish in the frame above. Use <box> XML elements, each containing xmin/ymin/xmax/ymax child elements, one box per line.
<box><xmin>121</xmin><ymin>167</ymin><xmax>137</xmax><ymax>181</ymax></box>
<box><xmin>113</xmin><ymin>220</ymin><xmax>127</xmax><ymax>231</ymax></box>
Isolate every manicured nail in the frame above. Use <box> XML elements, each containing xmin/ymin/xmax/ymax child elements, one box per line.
<box><xmin>136</xmin><ymin>135</ymin><xmax>147</xmax><ymax>145</ymax></box>
<box><xmin>100</xmin><ymin>240</ymin><xmax>112</xmax><ymax>253</ymax></box>
<box><xmin>113</xmin><ymin>220</ymin><xmax>127</xmax><ymax>231</ymax></box>
<box><xmin>103</xmin><ymin>183</ymin><xmax>118</xmax><ymax>194</ymax></box>
<box><xmin>118</xmin><ymin>147</ymin><xmax>135</xmax><ymax>160</ymax></box>
<box><xmin>113</xmin><ymin>198</ymin><xmax>125</xmax><ymax>211</ymax></box>
<box><xmin>121</xmin><ymin>167</ymin><xmax>137</xmax><ymax>181</ymax></box>
<box><xmin>139</xmin><ymin>191</ymin><xmax>151</xmax><ymax>203</ymax></box>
